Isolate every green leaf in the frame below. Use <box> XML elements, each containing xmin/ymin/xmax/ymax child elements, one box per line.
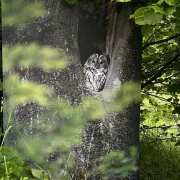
<box><xmin>130</xmin><ymin>147</ymin><xmax>138</xmax><ymax>157</ymax></box>
<box><xmin>149</xmin><ymin>6</ymin><xmax>167</xmax><ymax>14</ymax></box>
<box><xmin>172</xmin><ymin>107</ymin><xmax>180</xmax><ymax>114</ymax></box>
<box><xmin>99</xmin><ymin>150</ymin><xmax>137</xmax><ymax>178</ymax></box>
<box><xmin>156</xmin><ymin>0</ymin><xmax>165</xmax><ymax>5</ymax></box>
<box><xmin>116</xmin><ymin>0</ymin><xmax>131</xmax><ymax>2</ymax></box>
<box><xmin>173</xmin><ymin>7</ymin><xmax>180</xmax><ymax>17</ymax></box>
<box><xmin>135</xmin><ymin>16</ymin><xmax>144</xmax><ymax>25</ymax></box>
<box><xmin>0</xmin><ymin>146</ymin><xmax>16</xmax><ymax>159</ymax></box>
<box><xmin>130</xmin><ymin>7</ymin><xmax>144</xmax><ymax>19</ymax></box>
<box><xmin>0</xmin><ymin>82</ymin><xmax>2</xmax><ymax>91</ymax></box>
<box><xmin>141</xmin><ymin>25</ymin><xmax>154</xmax><ymax>37</ymax></box>
<box><xmin>4</xmin><ymin>75</ymin><xmax>52</xmax><ymax>105</ymax></box>
<box><xmin>65</xmin><ymin>0</ymin><xmax>78</xmax><ymax>4</ymax></box>
<box><xmin>167</xmin><ymin>82</ymin><xmax>180</xmax><ymax>94</ymax></box>
<box><xmin>2</xmin><ymin>0</ymin><xmax>46</xmax><ymax>27</ymax></box>
<box><xmin>130</xmin><ymin>6</ymin><xmax>166</xmax><ymax>25</ymax></box>
<box><xmin>31</xmin><ymin>169</ymin><xmax>45</xmax><ymax>179</ymax></box>
<box><xmin>175</xmin><ymin>140</ymin><xmax>180</xmax><ymax>146</ymax></box>
<box><xmin>165</xmin><ymin>6</ymin><xmax>177</xmax><ymax>14</ymax></box>
<box><xmin>165</xmin><ymin>0</ymin><xmax>180</xmax><ymax>6</ymax></box>
<box><xmin>143</xmin><ymin>9</ymin><xmax>164</xmax><ymax>25</ymax></box>
<box><xmin>3</xmin><ymin>44</ymin><xmax>68</xmax><ymax>72</ymax></box>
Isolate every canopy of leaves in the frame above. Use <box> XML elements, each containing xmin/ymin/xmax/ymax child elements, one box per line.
<box><xmin>0</xmin><ymin>146</ymin><xmax>49</xmax><ymax>179</ymax></box>
<box><xmin>139</xmin><ymin>0</ymin><xmax>180</xmax><ymax>179</ymax></box>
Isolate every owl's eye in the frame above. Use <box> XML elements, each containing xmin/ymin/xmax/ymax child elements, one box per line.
<box><xmin>92</xmin><ymin>60</ymin><xmax>95</xmax><ymax>63</ymax></box>
<box><xmin>100</xmin><ymin>61</ymin><xmax>104</xmax><ymax>64</ymax></box>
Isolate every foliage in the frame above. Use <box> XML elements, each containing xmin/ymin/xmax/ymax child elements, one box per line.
<box><xmin>0</xmin><ymin>146</ymin><xmax>48</xmax><ymax>179</ymax></box>
<box><xmin>130</xmin><ymin>5</ymin><xmax>167</xmax><ymax>25</ymax></box>
<box><xmin>65</xmin><ymin>0</ymin><xmax>132</xmax><ymax>5</ymax></box>
<box><xmin>2</xmin><ymin>0</ymin><xmax>46</xmax><ymax>28</ymax></box>
<box><xmin>5</xmin><ymin>76</ymin><xmax>139</xmax><ymax>178</ymax></box>
<box><xmin>65</xmin><ymin>0</ymin><xmax>180</xmax><ymax>26</ymax></box>
<box><xmin>131</xmin><ymin>0</ymin><xmax>180</xmax><ymax>25</ymax></box>
<box><xmin>4</xmin><ymin>75</ymin><xmax>51</xmax><ymax>105</ymax></box>
<box><xmin>116</xmin><ymin>0</ymin><xmax>131</xmax><ymax>2</ymax></box>
<box><xmin>139</xmin><ymin>0</ymin><xmax>180</xmax><ymax>179</ymax></box>
<box><xmin>3</xmin><ymin>44</ymin><xmax>68</xmax><ymax>72</ymax></box>
<box><xmin>99</xmin><ymin>147</ymin><xmax>138</xmax><ymax>178</ymax></box>
<box><xmin>140</xmin><ymin>136</ymin><xmax>180</xmax><ymax>180</ymax></box>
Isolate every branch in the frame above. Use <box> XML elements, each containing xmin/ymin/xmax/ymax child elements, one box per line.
<box><xmin>156</xmin><ymin>137</ymin><xmax>180</xmax><ymax>141</ymax></box>
<box><xmin>143</xmin><ymin>34</ymin><xmax>180</xmax><ymax>50</ymax></box>
<box><xmin>144</xmin><ymin>23</ymin><xmax>166</xmax><ymax>45</ymax></box>
<box><xmin>141</xmin><ymin>53</ymin><xmax>180</xmax><ymax>89</ymax></box>
<box><xmin>142</xmin><ymin>48</ymin><xmax>179</xmax><ymax>74</ymax></box>
<box><xmin>142</xmin><ymin>91</ymin><xmax>180</xmax><ymax>106</ymax></box>
<box><xmin>141</xmin><ymin>124</ymin><xmax>180</xmax><ymax>130</ymax></box>
<box><xmin>152</xmin><ymin>72</ymin><xmax>180</xmax><ymax>84</ymax></box>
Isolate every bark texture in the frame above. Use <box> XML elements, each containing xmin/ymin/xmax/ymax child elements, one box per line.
<box><xmin>76</xmin><ymin>2</ymin><xmax>141</xmax><ymax>180</ymax></box>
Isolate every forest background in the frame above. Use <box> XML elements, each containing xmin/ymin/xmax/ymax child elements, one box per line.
<box><xmin>0</xmin><ymin>0</ymin><xmax>180</xmax><ymax>179</ymax></box>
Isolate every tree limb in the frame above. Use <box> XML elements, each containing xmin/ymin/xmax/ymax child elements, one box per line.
<box><xmin>141</xmin><ymin>124</ymin><xmax>179</xmax><ymax>130</ymax></box>
<box><xmin>142</xmin><ymin>48</ymin><xmax>179</xmax><ymax>74</ymax></box>
<box><xmin>143</xmin><ymin>34</ymin><xmax>180</xmax><ymax>50</ymax></box>
<box><xmin>142</xmin><ymin>91</ymin><xmax>180</xmax><ymax>106</ymax></box>
<box><xmin>151</xmin><ymin>72</ymin><xmax>180</xmax><ymax>84</ymax></box>
<box><xmin>141</xmin><ymin>53</ymin><xmax>180</xmax><ymax>89</ymax></box>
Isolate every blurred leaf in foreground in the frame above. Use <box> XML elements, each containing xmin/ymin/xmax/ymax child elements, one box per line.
<box><xmin>4</xmin><ymin>75</ymin><xmax>51</xmax><ymax>105</ymax></box>
<box><xmin>2</xmin><ymin>0</ymin><xmax>46</xmax><ymax>27</ymax></box>
<box><xmin>99</xmin><ymin>147</ymin><xmax>138</xmax><ymax>178</ymax></box>
<box><xmin>3</xmin><ymin>44</ymin><xmax>68</xmax><ymax>72</ymax></box>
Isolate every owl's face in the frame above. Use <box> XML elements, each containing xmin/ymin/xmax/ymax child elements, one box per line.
<box><xmin>85</xmin><ymin>54</ymin><xmax>108</xmax><ymax>70</ymax></box>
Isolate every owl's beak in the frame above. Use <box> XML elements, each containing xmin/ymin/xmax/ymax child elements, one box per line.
<box><xmin>96</xmin><ymin>64</ymin><xmax>100</xmax><ymax>69</ymax></box>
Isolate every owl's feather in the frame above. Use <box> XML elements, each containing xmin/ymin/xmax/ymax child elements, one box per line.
<box><xmin>83</xmin><ymin>54</ymin><xmax>108</xmax><ymax>92</ymax></box>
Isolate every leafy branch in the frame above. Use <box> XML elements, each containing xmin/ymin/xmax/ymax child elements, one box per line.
<box><xmin>143</xmin><ymin>33</ymin><xmax>180</xmax><ymax>50</ymax></box>
<box><xmin>142</xmin><ymin>48</ymin><xmax>179</xmax><ymax>75</ymax></box>
<box><xmin>155</xmin><ymin>72</ymin><xmax>180</xmax><ymax>83</ymax></box>
<box><xmin>142</xmin><ymin>91</ymin><xmax>180</xmax><ymax>107</ymax></box>
<box><xmin>141</xmin><ymin>124</ymin><xmax>180</xmax><ymax>130</ymax></box>
<box><xmin>141</xmin><ymin>53</ymin><xmax>180</xmax><ymax>89</ymax></box>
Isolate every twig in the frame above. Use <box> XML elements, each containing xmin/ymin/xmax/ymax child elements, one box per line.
<box><xmin>62</xmin><ymin>150</ymin><xmax>73</xmax><ymax>178</ymax></box>
<box><xmin>142</xmin><ymin>91</ymin><xmax>180</xmax><ymax>106</ymax></box>
<box><xmin>151</xmin><ymin>72</ymin><xmax>180</xmax><ymax>84</ymax></box>
<box><xmin>143</xmin><ymin>34</ymin><xmax>180</xmax><ymax>50</ymax></box>
<box><xmin>141</xmin><ymin>53</ymin><xmax>180</xmax><ymax>89</ymax></box>
<box><xmin>142</xmin><ymin>48</ymin><xmax>179</xmax><ymax>74</ymax></box>
<box><xmin>86</xmin><ymin>124</ymin><xmax>96</xmax><ymax>168</ymax></box>
<box><xmin>141</xmin><ymin>124</ymin><xmax>179</xmax><ymax>130</ymax></box>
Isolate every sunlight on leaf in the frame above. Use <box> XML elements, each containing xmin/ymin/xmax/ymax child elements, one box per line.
<box><xmin>4</xmin><ymin>75</ymin><xmax>51</xmax><ymax>105</ymax></box>
<box><xmin>116</xmin><ymin>0</ymin><xmax>131</xmax><ymax>2</ymax></box>
<box><xmin>2</xmin><ymin>0</ymin><xmax>46</xmax><ymax>27</ymax></box>
<box><xmin>99</xmin><ymin>148</ymin><xmax>137</xmax><ymax>178</ymax></box>
<box><xmin>130</xmin><ymin>6</ymin><xmax>167</xmax><ymax>25</ymax></box>
<box><xmin>3</xmin><ymin>44</ymin><xmax>68</xmax><ymax>72</ymax></box>
<box><xmin>165</xmin><ymin>0</ymin><xmax>180</xmax><ymax>6</ymax></box>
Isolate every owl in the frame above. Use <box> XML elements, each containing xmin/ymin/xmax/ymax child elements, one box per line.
<box><xmin>83</xmin><ymin>54</ymin><xmax>109</xmax><ymax>92</ymax></box>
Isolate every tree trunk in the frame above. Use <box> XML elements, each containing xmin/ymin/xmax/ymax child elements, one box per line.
<box><xmin>75</xmin><ymin>1</ymin><xmax>141</xmax><ymax>180</ymax></box>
